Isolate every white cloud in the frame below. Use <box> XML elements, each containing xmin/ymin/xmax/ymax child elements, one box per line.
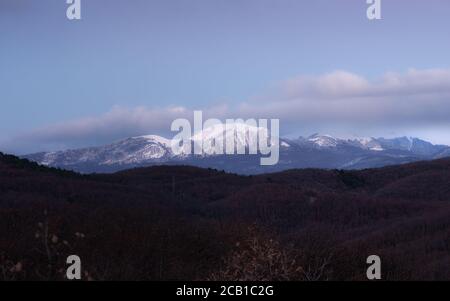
<box><xmin>282</xmin><ymin>69</ymin><xmax>450</xmax><ymax>99</ymax></box>
<box><xmin>283</xmin><ymin>70</ymin><xmax>370</xmax><ymax>99</ymax></box>
<box><xmin>247</xmin><ymin>68</ymin><xmax>450</xmax><ymax>127</ymax></box>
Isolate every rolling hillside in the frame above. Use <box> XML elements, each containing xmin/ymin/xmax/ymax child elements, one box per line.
<box><xmin>1</xmin><ymin>152</ymin><xmax>450</xmax><ymax>280</ymax></box>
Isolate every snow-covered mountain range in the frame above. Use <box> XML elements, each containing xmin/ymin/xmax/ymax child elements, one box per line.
<box><xmin>23</xmin><ymin>127</ymin><xmax>450</xmax><ymax>174</ymax></box>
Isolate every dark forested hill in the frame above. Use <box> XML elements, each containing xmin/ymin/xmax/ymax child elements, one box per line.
<box><xmin>1</xmin><ymin>152</ymin><xmax>450</xmax><ymax>281</ymax></box>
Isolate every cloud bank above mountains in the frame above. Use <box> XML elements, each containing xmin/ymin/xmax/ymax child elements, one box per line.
<box><xmin>3</xmin><ymin>68</ymin><xmax>450</xmax><ymax>154</ymax></box>
<box><xmin>243</xmin><ymin>68</ymin><xmax>450</xmax><ymax>127</ymax></box>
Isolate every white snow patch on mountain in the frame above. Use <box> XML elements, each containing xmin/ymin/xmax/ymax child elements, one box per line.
<box><xmin>351</xmin><ymin>137</ymin><xmax>384</xmax><ymax>151</ymax></box>
<box><xmin>191</xmin><ymin>123</ymin><xmax>274</xmax><ymax>156</ymax></box>
<box><xmin>138</xmin><ymin>135</ymin><xmax>172</xmax><ymax>147</ymax></box>
<box><xmin>308</xmin><ymin>134</ymin><xmax>339</xmax><ymax>147</ymax></box>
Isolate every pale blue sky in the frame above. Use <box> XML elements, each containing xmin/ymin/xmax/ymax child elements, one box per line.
<box><xmin>1</xmin><ymin>0</ymin><xmax>450</xmax><ymax>153</ymax></box>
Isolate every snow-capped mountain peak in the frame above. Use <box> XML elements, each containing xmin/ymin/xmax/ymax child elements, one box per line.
<box><xmin>190</xmin><ymin>123</ymin><xmax>276</xmax><ymax>155</ymax></box>
<box><xmin>191</xmin><ymin>123</ymin><xmax>269</xmax><ymax>141</ymax></box>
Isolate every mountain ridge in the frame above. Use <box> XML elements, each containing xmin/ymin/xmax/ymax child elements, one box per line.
<box><xmin>21</xmin><ymin>128</ymin><xmax>450</xmax><ymax>174</ymax></box>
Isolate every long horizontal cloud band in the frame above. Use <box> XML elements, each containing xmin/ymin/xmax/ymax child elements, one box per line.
<box><xmin>3</xmin><ymin>68</ymin><xmax>450</xmax><ymax>154</ymax></box>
